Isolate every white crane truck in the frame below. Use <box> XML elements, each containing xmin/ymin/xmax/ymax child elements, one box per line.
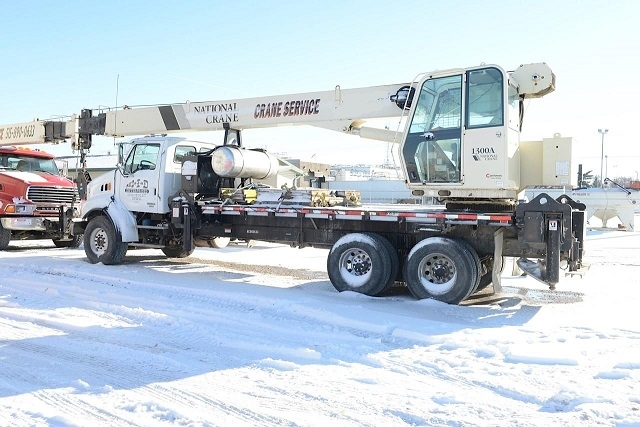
<box><xmin>17</xmin><ymin>63</ymin><xmax>588</xmax><ymax>304</ymax></box>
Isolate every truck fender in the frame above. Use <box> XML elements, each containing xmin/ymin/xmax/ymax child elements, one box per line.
<box><xmin>81</xmin><ymin>193</ymin><xmax>139</xmax><ymax>242</ymax></box>
<box><xmin>105</xmin><ymin>200</ymin><xmax>139</xmax><ymax>242</ymax></box>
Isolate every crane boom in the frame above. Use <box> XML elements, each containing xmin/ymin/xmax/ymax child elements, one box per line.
<box><xmin>77</xmin><ymin>83</ymin><xmax>409</xmax><ymax>148</ymax></box>
<box><xmin>0</xmin><ymin>118</ymin><xmax>75</xmax><ymax>146</ymax></box>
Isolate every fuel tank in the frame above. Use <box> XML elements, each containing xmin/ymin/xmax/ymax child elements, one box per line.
<box><xmin>211</xmin><ymin>146</ymin><xmax>280</xmax><ymax>179</ymax></box>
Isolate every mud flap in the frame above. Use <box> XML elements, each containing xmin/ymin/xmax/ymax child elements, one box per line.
<box><xmin>492</xmin><ymin>228</ymin><xmax>504</xmax><ymax>294</ymax></box>
<box><xmin>182</xmin><ymin>201</ymin><xmax>192</xmax><ymax>253</ymax></box>
<box><xmin>516</xmin><ymin>258</ymin><xmax>545</xmax><ymax>285</ymax></box>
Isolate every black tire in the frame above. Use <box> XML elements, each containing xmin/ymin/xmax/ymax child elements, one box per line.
<box><xmin>0</xmin><ymin>222</ymin><xmax>10</xmax><ymax>250</ymax></box>
<box><xmin>83</xmin><ymin>216</ymin><xmax>128</xmax><ymax>265</ymax></box>
<box><xmin>451</xmin><ymin>238</ymin><xmax>482</xmax><ymax>296</ymax></box>
<box><xmin>327</xmin><ymin>233</ymin><xmax>393</xmax><ymax>296</ymax></box>
<box><xmin>162</xmin><ymin>241</ymin><xmax>195</xmax><ymax>258</ymax></box>
<box><xmin>404</xmin><ymin>237</ymin><xmax>478</xmax><ymax>304</ymax></box>
<box><xmin>52</xmin><ymin>235</ymin><xmax>82</xmax><ymax>248</ymax></box>
<box><xmin>365</xmin><ymin>233</ymin><xmax>400</xmax><ymax>296</ymax></box>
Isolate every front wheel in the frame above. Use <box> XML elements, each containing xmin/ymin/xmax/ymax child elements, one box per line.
<box><xmin>0</xmin><ymin>222</ymin><xmax>10</xmax><ymax>250</ymax></box>
<box><xmin>327</xmin><ymin>233</ymin><xmax>393</xmax><ymax>296</ymax></box>
<box><xmin>52</xmin><ymin>235</ymin><xmax>82</xmax><ymax>248</ymax></box>
<box><xmin>84</xmin><ymin>216</ymin><xmax>128</xmax><ymax>265</ymax></box>
<box><xmin>404</xmin><ymin>237</ymin><xmax>479</xmax><ymax>304</ymax></box>
<box><xmin>162</xmin><ymin>241</ymin><xmax>195</xmax><ymax>258</ymax></box>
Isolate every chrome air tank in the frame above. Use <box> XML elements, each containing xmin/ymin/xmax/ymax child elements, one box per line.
<box><xmin>212</xmin><ymin>146</ymin><xmax>279</xmax><ymax>179</ymax></box>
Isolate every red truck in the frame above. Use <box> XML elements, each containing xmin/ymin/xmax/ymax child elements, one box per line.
<box><xmin>0</xmin><ymin>146</ymin><xmax>81</xmax><ymax>250</ymax></box>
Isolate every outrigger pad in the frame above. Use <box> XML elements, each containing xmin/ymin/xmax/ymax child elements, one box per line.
<box><xmin>516</xmin><ymin>257</ymin><xmax>556</xmax><ymax>290</ymax></box>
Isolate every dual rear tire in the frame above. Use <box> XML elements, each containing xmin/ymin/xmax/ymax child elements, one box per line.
<box><xmin>328</xmin><ymin>234</ymin><xmax>482</xmax><ymax>305</ymax></box>
<box><xmin>404</xmin><ymin>237</ymin><xmax>480</xmax><ymax>304</ymax></box>
<box><xmin>327</xmin><ymin>233</ymin><xmax>399</xmax><ymax>297</ymax></box>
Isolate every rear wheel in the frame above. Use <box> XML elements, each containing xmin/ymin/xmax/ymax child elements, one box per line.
<box><xmin>404</xmin><ymin>237</ymin><xmax>479</xmax><ymax>304</ymax></box>
<box><xmin>327</xmin><ymin>233</ymin><xmax>393</xmax><ymax>296</ymax></box>
<box><xmin>84</xmin><ymin>216</ymin><xmax>128</xmax><ymax>265</ymax></box>
<box><xmin>452</xmin><ymin>238</ymin><xmax>482</xmax><ymax>296</ymax></box>
<box><xmin>52</xmin><ymin>235</ymin><xmax>82</xmax><ymax>248</ymax></box>
<box><xmin>365</xmin><ymin>233</ymin><xmax>400</xmax><ymax>295</ymax></box>
<box><xmin>0</xmin><ymin>222</ymin><xmax>10</xmax><ymax>250</ymax></box>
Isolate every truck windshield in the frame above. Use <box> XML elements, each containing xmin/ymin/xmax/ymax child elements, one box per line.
<box><xmin>0</xmin><ymin>154</ymin><xmax>59</xmax><ymax>174</ymax></box>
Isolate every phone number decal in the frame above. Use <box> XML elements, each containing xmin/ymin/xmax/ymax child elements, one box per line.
<box><xmin>0</xmin><ymin>124</ymin><xmax>38</xmax><ymax>141</ymax></box>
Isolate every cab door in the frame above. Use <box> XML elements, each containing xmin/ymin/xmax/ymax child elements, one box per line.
<box><xmin>401</xmin><ymin>73</ymin><xmax>463</xmax><ymax>185</ymax></box>
<box><xmin>116</xmin><ymin>142</ymin><xmax>163</xmax><ymax>213</ymax></box>
<box><xmin>461</xmin><ymin>67</ymin><xmax>511</xmax><ymax>190</ymax></box>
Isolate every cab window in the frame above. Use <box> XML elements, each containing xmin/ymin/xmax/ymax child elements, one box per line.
<box><xmin>124</xmin><ymin>143</ymin><xmax>160</xmax><ymax>174</ymax></box>
<box><xmin>174</xmin><ymin>145</ymin><xmax>196</xmax><ymax>163</ymax></box>
<box><xmin>466</xmin><ymin>67</ymin><xmax>504</xmax><ymax>128</ymax></box>
<box><xmin>1</xmin><ymin>154</ymin><xmax>59</xmax><ymax>174</ymax></box>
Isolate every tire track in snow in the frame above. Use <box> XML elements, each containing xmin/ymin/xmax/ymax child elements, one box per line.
<box><xmin>131</xmin><ymin>383</ymin><xmax>290</xmax><ymax>427</ymax></box>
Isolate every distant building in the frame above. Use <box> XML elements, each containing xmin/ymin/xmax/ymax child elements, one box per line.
<box><xmin>327</xmin><ymin>179</ymin><xmax>419</xmax><ymax>204</ymax></box>
<box><xmin>286</xmin><ymin>159</ymin><xmax>331</xmax><ymax>188</ymax></box>
<box><xmin>58</xmin><ymin>154</ymin><xmax>118</xmax><ymax>179</ymax></box>
<box><xmin>331</xmin><ymin>164</ymin><xmax>403</xmax><ymax>181</ymax></box>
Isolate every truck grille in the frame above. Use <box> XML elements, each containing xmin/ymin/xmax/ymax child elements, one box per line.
<box><xmin>27</xmin><ymin>186</ymin><xmax>79</xmax><ymax>204</ymax></box>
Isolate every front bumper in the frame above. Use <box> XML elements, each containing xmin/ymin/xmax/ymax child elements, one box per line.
<box><xmin>1</xmin><ymin>216</ymin><xmax>58</xmax><ymax>231</ymax></box>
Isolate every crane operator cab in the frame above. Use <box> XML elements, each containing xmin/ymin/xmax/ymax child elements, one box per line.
<box><xmin>394</xmin><ymin>63</ymin><xmax>555</xmax><ymax>210</ymax></box>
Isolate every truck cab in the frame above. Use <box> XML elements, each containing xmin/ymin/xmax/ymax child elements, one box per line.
<box><xmin>83</xmin><ymin>136</ymin><xmax>218</xmax><ymax>217</ymax></box>
<box><xmin>0</xmin><ymin>146</ymin><xmax>81</xmax><ymax>249</ymax></box>
<box><xmin>397</xmin><ymin>63</ymin><xmax>555</xmax><ymax>206</ymax></box>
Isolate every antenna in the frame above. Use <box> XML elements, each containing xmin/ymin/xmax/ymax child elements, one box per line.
<box><xmin>114</xmin><ymin>74</ymin><xmax>119</xmax><ymax>148</ymax></box>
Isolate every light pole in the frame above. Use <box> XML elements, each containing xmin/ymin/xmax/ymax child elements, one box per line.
<box><xmin>598</xmin><ymin>128</ymin><xmax>608</xmax><ymax>187</ymax></box>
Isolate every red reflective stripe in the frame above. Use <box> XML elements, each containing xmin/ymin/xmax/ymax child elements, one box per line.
<box><xmin>489</xmin><ymin>215</ymin><xmax>512</xmax><ymax>222</ymax></box>
<box><xmin>429</xmin><ymin>213</ymin><xmax>447</xmax><ymax>219</ymax></box>
<box><xmin>216</xmin><ymin>205</ymin><xmax>514</xmax><ymax>224</ymax></box>
<box><xmin>457</xmin><ymin>214</ymin><xmax>478</xmax><ymax>220</ymax></box>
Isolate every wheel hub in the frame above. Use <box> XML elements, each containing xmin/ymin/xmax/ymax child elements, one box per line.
<box><xmin>345</xmin><ymin>250</ymin><xmax>371</xmax><ymax>276</ymax></box>
<box><xmin>424</xmin><ymin>255</ymin><xmax>454</xmax><ymax>284</ymax></box>
<box><xmin>432</xmin><ymin>263</ymin><xmax>450</xmax><ymax>281</ymax></box>
<box><xmin>91</xmin><ymin>229</ymin><xmax>107</xmax><ymax>254</ymax></box>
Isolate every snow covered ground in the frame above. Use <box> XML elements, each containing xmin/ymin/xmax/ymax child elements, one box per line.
<box><xmin>1</xmin><ymin>229</ymin><xmax>639</xmax><ymax>427</ymax></box>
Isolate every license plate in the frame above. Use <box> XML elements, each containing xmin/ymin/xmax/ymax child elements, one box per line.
<box><xmin>15</xmin><ymin>218</ymin><xmax>34</xmax><ymax>226</ymax></box>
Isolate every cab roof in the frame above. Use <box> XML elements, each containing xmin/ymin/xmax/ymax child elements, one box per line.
<box><xmin>0</xmin><ymin>146</ymin><xmax>56</xmax><ymax>159</ymax></box>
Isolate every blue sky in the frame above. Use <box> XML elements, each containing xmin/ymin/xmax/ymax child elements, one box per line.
<box><xmin>2</xmin><ymin>0</ymin><xmax>639</xmax><ymax>177</ymax></box>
